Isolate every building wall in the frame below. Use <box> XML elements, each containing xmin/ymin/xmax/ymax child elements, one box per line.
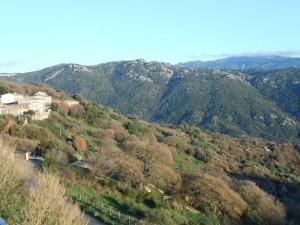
<box><xmin>0</xmin><ymin>92</ymin><xmax>52</xmax><ymax>120</ymax></box>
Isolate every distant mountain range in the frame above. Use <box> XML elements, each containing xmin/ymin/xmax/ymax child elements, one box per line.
<box><xmin>180</xmin><ymin>56</ymin><xmax>300</xmax><ymax>70</ymax></box>
<box><xmin>1</xmin><ymin>57</ymin><xmax>300</xmax><ymax>141</ymax></box>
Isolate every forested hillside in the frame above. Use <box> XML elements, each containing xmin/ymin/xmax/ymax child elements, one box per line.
<box><xmin>2</xmin><ymin>60</ymin><xmax>300</xmax><ymax>141</ymax></box>
<box><xmin>0</xmin><ymin>80</ymin><xmax>299</xmax><ymax>225</ymax></box>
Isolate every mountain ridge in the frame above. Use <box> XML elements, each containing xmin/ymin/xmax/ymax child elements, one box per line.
<box><xmin>180</xmin><ymin>55</ymin><xmax>300</xmax><ymax>70</ymax></box>
<box><xmin>1</xmin><ymin>60</ymin><xmax>300</xmax><ymax>141</ymax></box>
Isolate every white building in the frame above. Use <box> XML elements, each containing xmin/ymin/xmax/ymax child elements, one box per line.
<box><xmin>0</xmin><ymin>93</ymin><xmax>18</xmax><ymax>104</ymax></box>
<box><xmin>0</xmin><ymin>92</ymin><xmax>52</xmax><ymax>120</ymax></box>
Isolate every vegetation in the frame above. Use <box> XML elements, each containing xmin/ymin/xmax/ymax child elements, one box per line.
<box><xmin>2</xmin><ymin>61</ymin><xmax>300</xmax><ymax>141</ymax></box>
<box><xmin>247</xmin><ymin>68</ymin><xmax>300</xmax><ymax>122</ymax></box>
<box><xmin>0</xmin><ymin>81</ymin><xmax>299</xmax><ymax>225</ymax></box>
<box><xmin>180</xmin><ymin>56</ymin><xmax>300</xmax><ymax>70</ymax></box>
<box><xmin>0</xmin><ymin>138</ymin><xmax>86</xmax><ymax>225</ymax></box>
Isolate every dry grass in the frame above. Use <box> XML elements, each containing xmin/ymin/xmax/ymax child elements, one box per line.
<box><xmin>0</xmin><ymin>137</ymin><xmax>87</xmax><ymax>225</ymax></box>
<box><xmin>0</xmin><ymin>138</ymin><xmax>32</xmax><ymax>223</ymax></box>
<box><xmin>22</xmin><ymin>173</ymin><xmax>86</xmax><ymax>225</ymax></box>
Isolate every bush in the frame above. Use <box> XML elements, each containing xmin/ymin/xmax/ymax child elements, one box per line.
<box><xmin>36</xmin><ymin>140</ymin><xmax>55</xmax><ymax>156</ymax></box>
<box><xmin>68</xmin><ymin>105</ymin><xmax>85</xmax><ymax>119</ymax></box>
<box><xmin>72</xmin><ymin>136</ymin><xmax>87</xmax><ymax>152</ymax></box>
<box><xmin>244</xmin><ymin>209</ymin><xmax>267</xmax><ymax>225</ymax></box>
<box><xmin>23</xmin><ymin>110</ymin><xmax>35</xmax><ymax>116</ymax></box>
<box><xmin>91</xmin><ymin>151</ymin><xmax>144</xmax><ymax>188</ymax></box>
<box><xmin>24</xmin><ymin>125</ymin><xmax>48</xmax><ymax>142</ymax></box>
<box><xmin>0</xmin><ymin>84</ymin><xmax>10</xmax><ymax>95</ymax></box>
<box><xmin>163</xmin><ymin>134</ymin><xmax>191</xmax><ymax>152</ymax></box>
<box><xmin>124</xmin><ymin>119</ymin><xmax>147</xmax><ymax>136</ymax></box>
<box><xmin>147</xmin><ymin>209</ymin><xmax>180</xmax><ymax>225</ymax></box>
<box><xmin>9</xmin><ymin>124</ymin><xmax>49</xmax><ymax>143</ymax></box>
<box><xmin>8</xmin><ymin>125</ymin><xmax>26</xmax><ymax>138</ymax></box>
<box><xmin>0</xmin><ymin>139</ymin><xmax>30</xmax><ymax>224</ymax></box>
<box><xmin>194</xmin><ymin>147</ymin><xmax>210</xmax><ymax>163</ymax></box>
<box><xmin>182</xmin><ymin>173</ymin><xmax>248</xmax><ymax>220</ymax></box>
<box><xmin>114</xmin><ymin>130</ymin><xmax>130</xmax><ymax>143</ymax></box>
<box><xmin>72</xmin><ymin>94</ymin><xmax>85</xmax><ymax>103</ymax></box>
<box><xmin>51</xmin><ymin>103</ymin><xmax>59</xmax><ymax>112</ymax></box>
<box><xmin>22</xmin><ymin>173</ymin><xmax>85</xmax><ymax>225</ymax></box>
<box><xmin>238</xmin><ymin>181</ymin><xmax>286</xmax><ymax>225</ymax></box>
<box><xmin>0</xmin><ymin>138</ymin><xmax>86</xmax><ymax>225</ymax></box>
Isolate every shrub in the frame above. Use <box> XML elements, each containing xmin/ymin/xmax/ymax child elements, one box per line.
<box><xmin>194</xmin><ymin>147</ymin><xmax>210</xmax><ymax>163</ymax></box>
<box><xmin>72</xmin><ymin>136</ymin><xmax>87</xmax><ymax>152</ymax></box>
<box><xmin>50</xmin><ymin>103</ymin><xmax>59</xmax><ymax>112</ymax></box>
<box><xmin>0</xmin><ymin>137</ymin><xmax>85</xmax><ymax>225</ymax></box>
<box><xmin>114</xmin><ymin>130</ymin><xmax>130</xmax><ymax>143</ymax></box>
<box><xmin>163</xmin><ymin>134</ymin><xmax>191</xmax><ymax>152</ymax></box>
<box><xmin>124</xmin><ymin>119</ymin><xmax>147</xmax><ymax>136</ymax></box>
<box><xmin>22</xmin><ymin>173</ymin><xmax>86</xmax><ymax>225</ymax></box>
<box><xmin>0</xmin><ymin>139</ymin><xmax>31</xmax><ymax>224</ymax></box>
<box><xmin>91</xmin><ymin>151</ymin><xmax>144</xmax><ymax>188</ymax></box>
<box><xmin>9</xmin><ymin>124</ymin><xmax>49</xmax><ymax>143</ymax></box>
<box><xmin>68</xmin><ymin>105</ymin><xmax>85</xmax><ymax>119</ymax></box>
<box><xmin>24</xmin><ymin>125</ymin><xmax>48</xmax><ymax>142</ymax></box>
<box><xmin>244</xmin><ymin>209</ymin><xmax>267</xmax><ymax>225</ymax></box>
<box><xmin>23</xmin><ymin>110</ymin><xmax>35</xmax><ymax>116</ymax></box>
<box><xmin>182</xmin><ymin>173</ymin><xmax>248</xmax><ymax>220</ymax></box>
<box><xmin>0</xmin><ymin>84</ymin><xmax>10</xmax><ymax>95</ymax></box>
<box><xmin>72</xmin><ymin>94</ymin><xmax>86</xmax><ymax>103</ymax></box>
<box><xmin>8</xmin><ymin>124</ymin><xmax>26</xmax><ymax>138</ymax></box>
<box><xmin>238</xmin><ymin>181</ymin><xmax>286</xmax><ymax>225</ymax></box>
<box><xmin>36</xmin><ymin>140</ymin><xmax>57</xmax><ymax>157</ymax></box>
<box><xmin>147</xmin><ymin>163</ymin><xmax>182</xmax><ymax>193</ymax></box>
<box><xmin>147</xmin><ymin>209</ymin><xmax>179</xmax><ymax>225</ymax></box>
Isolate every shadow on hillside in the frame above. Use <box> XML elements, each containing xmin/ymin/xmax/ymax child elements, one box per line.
<box><xmin>230</xmin><ymin>173</ymin><xmax>300</xmax><ymax>222</ymax></box>
<box><xmin>230</xmin><ymin>173</ymin><xmax>299</xmax><ymax>198</ymax></box>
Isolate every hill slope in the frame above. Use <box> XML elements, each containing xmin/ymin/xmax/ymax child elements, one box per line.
<box><xmin>246</xmin><ymin>68</ymin><xmax>300</xmax><ymax>121</ymax></box>
<box><xmin>0</xmin><ymin>80</ymin><xmax>299</xmax><ymax>225</ymax></box>
<box><xmin>1</xmin><ymin>60</ymin><xmax>300</xmax><ymax>141</ymax></box>
<box><xmin>180</xmin><ymin>56</ymin><xmax>300</xmax><ymax>70</ymax></box>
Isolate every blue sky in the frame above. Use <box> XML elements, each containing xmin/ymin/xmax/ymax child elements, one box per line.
<box><xmin>1</xmin><ymin>0</ymin><xmax>300</xmax><ymax>72</ymax></box>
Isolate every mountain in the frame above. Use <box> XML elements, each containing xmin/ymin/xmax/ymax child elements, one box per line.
<box><xmin>1</xmin><ymin>60</ymin><xmax>300</xmax><ymax>141</ymax></box>
<box><xmin>180</xmin><ymin>56</ymin><xmax>300</xmax><ymax>70</ymax></box>
<box><xmin>246</xmin><ymin>68</ymin><xmax>300</xmax><ymax>121</ymax></box>
<box><xmin>0</xmin><ymin>80</ymin><xmax>299</xmax><ymax>225</ymax></box>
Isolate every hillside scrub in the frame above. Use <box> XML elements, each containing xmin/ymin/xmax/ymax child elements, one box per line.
<box><xmin>0</xmin><ymin>137</ymin><xmax>86</xmax><ymax>225</ymax></box>
<box><xmin>5</xmin><ymin>63</ymin><xmax>300</xmax><ymax>140</ymax></box>
<box><xmin>0</xmin><ymin>138</ymin><xmax>31</xmax><ymax>224</ymax></box>
<box><xmin>238</xmin><ymin>181</ymin><xmax>286</xmax><ymax>225</ymax></box>
<box><xmin>0</xmin><ymin>81</ymin><xmax>299</xmax><ymax>225</ymax></box>
<box><xmin>22</xmin><ymin>173</ymin><xmax>85</xmax><ymax>225</ymax></box>
<box><xmin>182</xmin><ymin>173</ymin><xmax>248</xmax><ymax>222</ymax></box>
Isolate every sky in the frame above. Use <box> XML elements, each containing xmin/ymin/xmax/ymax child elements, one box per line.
<box><xmin>1</xmin><ymin>0</ymin><xmax>300</xmax><ymax>72</ymax></box>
